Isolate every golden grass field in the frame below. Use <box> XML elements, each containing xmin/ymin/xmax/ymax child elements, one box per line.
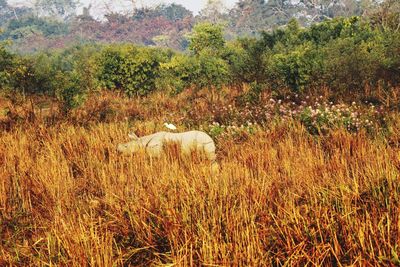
<box><xmin>1</xmin><ymin>91</ymin><xmax>400</xmax><ymax>266</ymax></box>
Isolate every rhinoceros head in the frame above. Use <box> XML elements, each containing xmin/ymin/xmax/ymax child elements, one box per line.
<box><xmin>117</xmin><ymin>133</ymin><xmax>141</xmax><ymax>154</ymax></box>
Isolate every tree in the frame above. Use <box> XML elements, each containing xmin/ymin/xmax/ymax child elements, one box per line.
<box><xmin>0</xmin><ymin>1</ymin><xmax>33</xmax><ymax>26</ymax></box>
<box><xmin>2</xmin><ymin>16</ymin><xmax>68</xmax><ymax>42</ymax></box>
<box><xmin>0</xmin><ymin>39</ymin><xmax>14</xmax><ymax>88</ymax></box>
<box><xmin>199</xmin><ymin>0</ymin><xmax>227</xmax><ymax>23</ymax></box>
<box><xmin>97</xmin><ymin>45</ymin><xmax>166</xmax><ymax>96</ymax></box>
<box><xmin>153</xmin><ymin>4</ymin><xmax>192</xmax><ymax>21</ymax></box>
<box><xmin>188</xmin><ymin>22</ymin><xmax>226</xmax><ymax>56</ymax></box>
<box><xmin>371</xmin><ymin>0</ymin><xmax>400</xmax><ymax>32</ymax></box>
<box><xmin>229</xmin><ymin>0</ymin><xmax>268</xmax><ymax>35</ymax></box>
<box><xmin>34</xmin><ymin>0</ymin><xmax>79</xmax><ymax>21</ymax></box>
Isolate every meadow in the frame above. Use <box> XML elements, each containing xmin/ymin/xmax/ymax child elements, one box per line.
<box><xmin>1</xmin><ymin>90</ymin><xmax>399</xmax><ymax>266</ymax></box>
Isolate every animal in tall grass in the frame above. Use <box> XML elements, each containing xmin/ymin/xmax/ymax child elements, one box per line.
<box><xmin>117</xmin><ymin>130</ymin><xmax>219</xmax><ymax>172</ymax></box>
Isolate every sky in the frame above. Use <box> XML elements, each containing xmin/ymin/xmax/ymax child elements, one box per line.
<box><xmin>80</xmin><ymin>0</ymin><xmax>239</xmax><ymax>16</ymax></box>
<box><xmin>8</xmin><ymin>0</ymin><xmax>239</xmax><ymax>18</ymax></box>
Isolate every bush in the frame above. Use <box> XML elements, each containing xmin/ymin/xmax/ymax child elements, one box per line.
<box><xmin>56</xmin><ymin>71</ymin><xmax>87</xmax><ymax>113</ymax></box>
<box><xmin>322</xmin><ymin>36</ymin><xmax>384</xmax><ymax>94</ymax></box>
<box><xmin>265</xmin><ymin>42</ymin><xmax>324</xmax><ymax>92</ymax></box>
<box><xmin>224</xmin><ymin>38</ymin><xmax>267</xmax><ymax>85</ymax></box>
<box><xmin>1</xmin><ymin>45</ymin><xmax>98</xmax><ymax>114</ymax></box>
<box><xmin>156</xmin><ymin>53</ymin><xmax>194</xmax><ymax>94</ymax></box>
<box><xmin>157</xmin><ymin>49</ymin><xmax>230</xmax><ymax>93</ymax></box>
<box><xmin>2</xmin><ymin>16</ymin><xmax>68</xmax><ymax>41</ymax></box>
<box><xmin>0</xmin><ymin>40</ymin><xmax>14</xmax><ymax>88</ymax></box>
<box><xmin>188</xmin><ymin>22</ymin><xmax>225</xmax><ymax>56</ymax></box>
<box><xmin>192</xmin><ymin>51</ymin><xmax>230</xmax><ymax>90</ymax></box>
<box><xmin>97</xmin><ymin>45</ymin><xmax>166</xmax><ymax>96</ymax></box>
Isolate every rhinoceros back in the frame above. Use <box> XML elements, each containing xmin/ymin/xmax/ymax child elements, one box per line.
<box><xmin>164</xmin><ymin>131</ymin><xmax>216</xmax><ymax>161</ymax></box>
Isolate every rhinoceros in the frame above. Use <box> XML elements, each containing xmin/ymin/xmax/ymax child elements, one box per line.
<box><xmin>117</xmin><ymin>130</ymin><xmax>218</xmax><ymax>169</ymax></box>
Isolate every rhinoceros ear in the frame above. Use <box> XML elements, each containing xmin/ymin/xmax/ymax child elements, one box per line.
<box><xmin>128</xmin><ymin>132</ymin><xmax>139</xmax><ymax>140</ymax></box>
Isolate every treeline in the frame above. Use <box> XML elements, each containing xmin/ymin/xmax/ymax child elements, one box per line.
<box><xmin>1</xmin><ymin>14</ymin><xmax>400</xmax><ymax>112</ymax></box>
<box><xmin>1</xmin><ymin>0</ymin><xmax>397</xmax><ymax>52</ymax></box>
<box><xmin>0</xmin><ymin>1</ymin><xmax>194</xmax><ymax>51</ymax></box>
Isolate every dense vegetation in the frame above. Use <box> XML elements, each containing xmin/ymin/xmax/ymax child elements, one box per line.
<box><xmin>0</xmin><ymin>0</ymin><xmax>400</xmax><ymax>265</ymax></box>
<box><xmin>1</xmin><ymin>9</ymin><xmax>399</xmax><ymax>113</ymax></box>
<box><xmin>1</xmin><ymin>90</ymin><xmax>400</xmax><ymax>265</ymax></box>
<box><xmin>1</xmin><ymin>0</ymin><xmax>397</xmax><ymax>51</ymax></box>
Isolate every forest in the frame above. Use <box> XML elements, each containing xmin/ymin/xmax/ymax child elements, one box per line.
<box><xmin>0</xmin><ymin>0</ymin><xmax>400</xmax><ymax>265</ymax></box>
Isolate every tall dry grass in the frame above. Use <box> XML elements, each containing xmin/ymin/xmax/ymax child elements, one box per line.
<box><xmin>0</xmin><ymin>91</ymin><xmax>400</xmax><ymax>266</ymax></box>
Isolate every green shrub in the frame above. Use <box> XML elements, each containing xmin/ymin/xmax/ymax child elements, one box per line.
<box><xmin>1</xmin><ymin>45</ymin><xmax>98</xmax><ymax>113</ymax></box>
<box><xmin>56</xmin><ymin>71</ymin><xmax>87</xmax><ymax>113</ymax></box>
<box><xmin>156</xmin><ymin>53</ymin><xmax>194</xmax><ymax>94</ymax></box>
<box><xmin>188</xmin><ymin>22</ymin><xmax>225</xmax><ymax>56</ymax></box>
<box><xmin>0</xmin><ymin>40</ymin><xmax>14</xmax><ymax>88</ymax></box>
<box><xmin>224</xmin><ymin>39</ymin><xmax>267</xmax><ymax>85</ymax></box>
<box><xmin>97</xmin><ymin>45</ymin><xmax>166</xmax><ymax>96</ymax></box>
<box><xmin>192</xmin><ymin>51</ymin><xmax>230</xmax><ymax>90</ymax></box>
<box><xmin>321</xmin><ymin>37</ymin><xmax>384</xmax><ymax>94</ymax></box>
<box><xmin>2</xmin><ymin>16</ymin><xmax>68</xmax><ymax>41</ymax></box>
<box><xmin>157</xmin><ymin>49</ymin><xmax>230</xmax><ymax>92</ymax></box>
<box><xmin>265</xmin><ymin>42</ymin><xmax>323</xmax><ymax>92</ymax></box>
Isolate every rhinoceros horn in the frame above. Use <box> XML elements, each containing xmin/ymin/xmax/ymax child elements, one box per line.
<box><xmin>128</xmin><ymin>132</ymin><xmax>139</xmax><ymax>140</ymax></box>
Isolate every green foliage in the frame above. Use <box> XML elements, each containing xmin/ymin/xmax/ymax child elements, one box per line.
<box><xmin>234</xmin><ymin>16</ymin><xmax>400</xmax><ymax>96</ymax></box>
<box><xmin>298</xmin><ymin>103</ymin><xmax>380</xmax><ymax>135</ymax></box>
<box><xmin>0</xmin><ymin>40</ymin><xmax>14</xmax><ymax>88</ymax></box>
<box><xmin>132</xmin><ymin>4</ymin><xmax>192</xmax><ymax>22</ymax></box>
<box><xmin>0</xmin><ymin>1</ymin><xmax>32</xmax><ymax>27</ymax></box>
<box><xmin>51</xmin><ymin>45</ymin><xmax>99</xmax><ymax>112</ymax></box>
<box><xmin>157</xmin><ymin>50</ymin><xmax>230</xmax><ymax>92</ymax></box>
<box><xmin>0</xmin><ymin>44</ymin><xmax>98</xmax><ymax>112</ymax></box>
<box><xmin>224</xmin><ymin>38</ymin><xmax>266</xmax><ymax>84</ymax></box>
<box><xmin>266</xmin><ymin>42</ymin><xmax>324</xmax><ymax>92</ymax></box>
<box><xmin>156</xmin><ymin>53</ymin><xmax>194</xmax><ymax>94</ymax></box>
<box><xmin>1</xmin><ymin>11</ymin><xmax>400</xmax><ymax>104</ymax></box>
<box><xmin>188</xmin><ymin>22</ymin><xmax>226</xmax><ymax>56</ymax></box>
<box><xmin>8</xmin><ymin>57</ymin><xmax>39</xmax><ymax>97</ymax></box>
<box><xmin>185</xmin><ymin>22</ymin><xmax>230</xmax><ymax>90</ymax></box>
<box><xmin>56</xmin><ymin>71</ymin><xmax>87</xmax><ymax>113</ymax></box>
<box><xmin>378</xmin><ymin>31</ymin><xmax>400</xmax><ymax>86</ymax></box>
<box><xmin>2</xmin><ymin>16</ymin><xmax>68</xmax><ymax>41</ymax></box>
<box><xmin>192</xmin><ymin>51</ymin><xmax>230</xmax><ymax>90</ymax></box>
<box><xmin>97</xmin><ymin>45</ymin><xmax>166</xmax><ymax>96</ymax></box>
<box><xmin>321</xmin><ymin>36</ymin><xmax>385</xmax><ymax>93</ymax></box>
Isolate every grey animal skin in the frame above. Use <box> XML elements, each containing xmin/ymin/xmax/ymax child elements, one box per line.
<box><xmin>117</xmin><ymin>131</ymin><xmax>218</xmax><ymax>168</ymax></box>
